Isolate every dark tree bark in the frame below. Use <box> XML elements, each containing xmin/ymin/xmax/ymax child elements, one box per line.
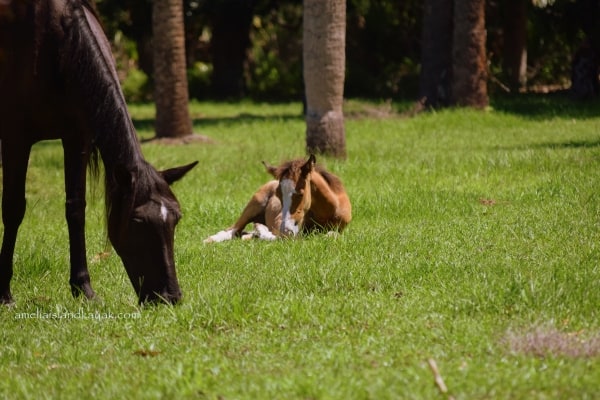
<box><xmin>127</xmin><ymin>1</ymin><xmax>154</xmax><ymax>78</ymax></box>
<box><xmin>209</xmin><ymin>1</ymin><xmax>254</xmax><ymax>99</ymax></box>
<box><xmin>152</xmin><ymin>0</ymin><xmax>193</xmax><ymax>138</ymax></box>
<box><xmin>502</xmin><ymin>0</ymin><xmax>528</xmax><ymax>92</ymax></box>
<box><xmin>570</xmin><ymin>0</ymin><xmax>600</xmax><ymax>99</ymax></box>
<box><xmin>571</xmin><ymin>38</ymin><xmax>600</xmax><ymax>99</ymax></box>
<box><xmin>452</xmin><ymin>0</ymin><xmax>488</xmax><ymax>108</ymax></box>
<box><xmin>418</xmin><ymin>0</ymin><xmax>453</xmax><ymax>108</ymax></box>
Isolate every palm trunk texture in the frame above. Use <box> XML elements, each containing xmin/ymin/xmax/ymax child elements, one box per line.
<box><xmin>303</xmin><ymin>0</ymin><xmax>347</xmax><ymax>159</ymax></box>
<box><xmin>152</xmin><ymin>0</ymin><xmax>192</xmax><ymax>138</ymax></box>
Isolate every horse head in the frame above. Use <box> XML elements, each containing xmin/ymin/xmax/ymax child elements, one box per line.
<box><xmin>107</xmin><ymin>161</ymin><xmax>197</xmax><ymax>304</ymax></box>
<box><xmin>264</xmin><ymin>154</ymin><xmax>315</xmax><ymax>237</ymax></box>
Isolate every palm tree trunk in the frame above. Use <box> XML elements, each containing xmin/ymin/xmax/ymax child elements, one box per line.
<box><xmin>152</xmin><ymin>0</ymin><xmax>193</xmax><ymax>138</ymax></box>
<box><xmin>303</xmin><ymin>0</ymin><xmax>347</xmax><ymax>159</ymax></box>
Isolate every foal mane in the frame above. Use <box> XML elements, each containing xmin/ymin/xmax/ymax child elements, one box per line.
<box><xmin>314</xmin><ymin>167</ymin><xmax>345</xmax><ymax>193</ymax></box>
<box><xmin>272</xmin><ymin>159</ymin><xmax>344</xmax><ymax>193</ymax></box>
<box><xmin>272</xmin><ymin>159</ymin><xmax>307</xmax><ymax>181</ymax></box>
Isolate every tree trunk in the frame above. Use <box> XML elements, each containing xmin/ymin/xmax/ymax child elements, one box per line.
<box><xmin>152</xmin><ymin>0</ymin><xmax>193</xmax><ymax>138</ymax></box>
<box><xmin>209</xmin><ymin>1</ymin><xmax>254</xmax><ymax>99</ymax></box>
<box><xmin>570</xmin><ymin>0</ymin><xmax>600</xmax><ymax>100</ymax></box>
<box><xmin>451</xmin><ymin>0</ymin><xmax>488</xmax><ymax>108</ymax></box>
<box><xmin>418</xmin><ymin>0</ymin><xmax>453</xmax><ymax>108</ymax></box>
<box><xmin>303</xmin><ymin>0</ymin><xmax>347</xmax><ymax>159</ymax></box>
<box><xmin>570</xmin><ymin>38</ymin><xmax>600</xmax><ymax>99</ymax></box>
<box><xmin>502</xmin><ymin>0</ymin><xmax>528</xmax><ymax>92</ymax></box>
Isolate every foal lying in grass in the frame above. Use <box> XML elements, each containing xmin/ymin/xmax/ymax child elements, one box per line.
<box><xmin>204</xmin><ymin>155</ymin><xmax>352</xmax><ymax>242</ymax></box>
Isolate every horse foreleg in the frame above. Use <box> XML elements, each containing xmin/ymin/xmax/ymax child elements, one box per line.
<box><xmin>204</xmin><ymin>180</ymin><xmax>279</xmax><ymax>243</ymax></box>
<box><xmin>0</xmin><ymin>142</ymin><xmax>31</xmax><ymax>304</ymax></box>
<box><xmin>63</xmin><ymin>139</ymin><xmax>95</xmax><ymax>299</ymax></box>
<box><xmin>264</xmin><ymin>194</ymin><xmax>282</xmax><ymax>237</ymax></box>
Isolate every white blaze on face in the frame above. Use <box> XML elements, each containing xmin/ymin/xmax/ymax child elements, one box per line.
<box><xmin>160</xmin><ymin>202</ymin><xmax>168</xmax><ymax>223</ymax></box>
<box><xmin>279</xmin><ymin>178</ymin><xmax>299</xmax><ymax>236</ymax></box>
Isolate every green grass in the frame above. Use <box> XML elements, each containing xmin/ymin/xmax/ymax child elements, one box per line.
<box><xmin>1</xmin><ymin>96</ymin><xmax>599</xmax><ymax>399</ymax></box>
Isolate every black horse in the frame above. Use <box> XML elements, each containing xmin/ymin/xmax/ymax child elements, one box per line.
<box><xmin>0</xmin><ymin>0</ymin><xmax>197</xmax><ymax>304</ymax></box>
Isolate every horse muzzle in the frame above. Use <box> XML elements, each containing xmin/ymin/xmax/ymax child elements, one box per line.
<box><xmin>138</xmin><ymin>285</ymin><xmax>182</xmax><ymax>305</ymax></box>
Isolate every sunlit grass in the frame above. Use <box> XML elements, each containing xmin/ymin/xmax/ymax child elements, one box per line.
<box><xmin>1</xmin><ymin>97</ymin><xmax>599</xmax><ymax>399</ymax></box>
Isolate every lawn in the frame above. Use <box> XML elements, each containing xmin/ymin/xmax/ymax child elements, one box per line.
<box><xmin>0</xmin><ymin>96</ymin><xmax>599</xmax><ymax>399</ymax></box>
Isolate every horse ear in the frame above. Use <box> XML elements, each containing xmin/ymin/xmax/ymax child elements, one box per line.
<box><xmin>302</xmin><ymin>154</ymin><xmax>316</xmax><ymax>175</ymax></box>
<box><xmin>262</xmin><ymin>161</ymin><xmax>278</xmax><ymax>177</ymax></box>
<box><xmin>160</xmin><ymin>161</ymin><xmax>198</xmax><ymax>185</ymax></box>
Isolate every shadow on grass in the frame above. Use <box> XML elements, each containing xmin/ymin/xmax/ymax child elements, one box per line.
<box><xmin>499</xmin><ymin>138</ymin><xmax>600</xmax><ymax>152</ymax></box>
<box><xmin>128</xmin><ymin>93</ymin><xmax>600</xmax><ymax>134</ymax></box>
<box><xmin>491</xmin><ymin>90</ymin><xmax>600</xmax><ymax>120</ymax></box>
<box><xmin>532</xmin><ymin>139</ymin><xmax>600</xmax><ymax>149</ymax></box>
<box><xmin>132</xmin><ymin>112</ymin><xmax>303</xmax><ymax>133</ymax></box>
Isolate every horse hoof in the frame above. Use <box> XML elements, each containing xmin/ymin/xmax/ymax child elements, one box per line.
<box><xmin>1</xmin><ymin>292</ymin><xmax>14</xmax><ymax>306</ymax></box>
<box><xmin>71</xmin><ymin>283</ymin><xmax>96</xmax><ymax>300</ymax></box>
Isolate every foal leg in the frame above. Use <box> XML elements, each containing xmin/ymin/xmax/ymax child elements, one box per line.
<box><xmin>0</xmin><ymin>141</ymin><xmax>31</xmax><ymax>304</ymax></box>
<box><xmin>204</xmin><ymin>180</ymin><xmax>279</xmax><ymax>243</ymax></box>
<box><xmin>62</xmin><ymin>139</ymin><xmax>95</xmax><ymax>299</ymax></box>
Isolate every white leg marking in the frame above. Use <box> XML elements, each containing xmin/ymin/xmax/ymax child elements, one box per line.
<box><xmin>253</xmin><ymin>223</ymin><xmax>277</xmax><ymax>241</ymax></box>
<box><xmin>203</xmin><ymin>229</ymin><xmax>235</xmax><ymax>243</ymax></box>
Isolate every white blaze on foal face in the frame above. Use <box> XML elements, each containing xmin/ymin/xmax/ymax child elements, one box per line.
<box><xmin>279</xmin><ymin>178</ymin><xmax>299</xmax><ymax>236</ymax></box>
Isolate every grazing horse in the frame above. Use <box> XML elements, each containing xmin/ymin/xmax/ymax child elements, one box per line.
<box><xmin>204</xmin><ymin>154</ymin><xmax>351</xmax><ymax>242</ymax></box>
<box><xmin>0</xmin><ymin>0</ymin><xmax>197</xmax><ymax>304</ymax></box>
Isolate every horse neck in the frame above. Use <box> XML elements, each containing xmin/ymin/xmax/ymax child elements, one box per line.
<box><xmin>94</xmin><ymin>109</ymin><xmax>145</xmax><ymax>176</ymax></box>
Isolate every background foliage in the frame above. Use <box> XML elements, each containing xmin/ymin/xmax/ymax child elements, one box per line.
<box><xmin>94</xmin><ymin>0</ymin><xmax>594</xmax><ymax>102</ymax></box>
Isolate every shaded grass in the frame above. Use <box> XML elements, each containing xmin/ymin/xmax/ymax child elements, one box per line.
<box><xmin>1</xmin><ymin>98</ymin><xmax>599</xmax><ymax>399</ymax></box>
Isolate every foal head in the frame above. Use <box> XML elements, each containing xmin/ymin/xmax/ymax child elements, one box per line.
<box><xmin>264</xmin><ymin>154</ymin><xmax>315</xmax><ymax>237</ymax></box>
<box><xmin>107</xmin><ymin>161</ymin><xmax>197</xmax><ymax>304</ymax></box>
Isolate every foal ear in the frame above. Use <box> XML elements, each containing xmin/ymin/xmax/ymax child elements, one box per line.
<box><xmin>262</xmin><ymin>161</ymin><xmax>278</xmax><ymax>177</ymax></box>
<box><xmin>160</xmin><ymin>161</ymin><xmax>198</xmax><ymax>185</ymax></box>
<box><xmin>302</xmin><ymin>154</ymin><xmax>316</xmax><ymax>175</ymax></box>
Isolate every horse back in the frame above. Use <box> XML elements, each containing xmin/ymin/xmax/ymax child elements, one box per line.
<box><xmin>0</xmin><ymin>0</ymin><xmax>73</xmax><ymax>140</ymax></box>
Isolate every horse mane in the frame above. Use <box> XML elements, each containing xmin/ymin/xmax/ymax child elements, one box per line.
<box><xmin>56</xmin><ymin>0</ymin><xmax>156</xmax><ymax>223</ymax></box>
<box><xmin>272</xmin><ymin>159</ymin><xmax>308</xmax><ymax>181</ymax></box>
<box><xmin>314</xmin><ymin>166</ymin><xmax>345</xmax><ymax>193</ymax></box>
<box><xmin>59</xmin><ymin>0</ymin><xmax>137</xmax><ymax>151</ymax></box>
<box><xmin>273</xmin><ymin>158</ymin><xmax>346</xmax><ymax>193</ymax></box>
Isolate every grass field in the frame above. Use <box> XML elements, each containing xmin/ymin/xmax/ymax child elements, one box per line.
<box><xmin>0</xmin><ymin>96</ymin><xmax>599</xmax><ymax>399</ymax></box>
